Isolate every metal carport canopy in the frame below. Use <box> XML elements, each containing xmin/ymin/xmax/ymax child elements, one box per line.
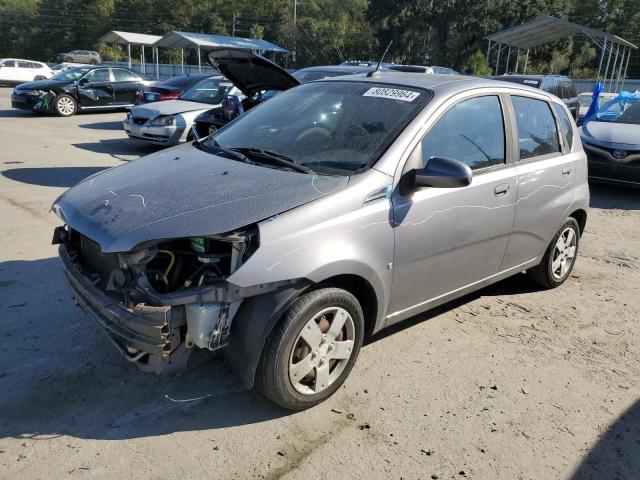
<box><xmin>97</xmin><ymin>31</ymin><xmax>163</xmax><ymax>72</ymax></box>
<box><xmin>153</xmin><ymin>31</ymin><xmax>289</xmax><ymax>74</ymax></box>
<box><xmin>154</xmin><ymin>31</ymin><xmax>289</xmax><ymax>53</ymax></box>
<box><xmin>484</xmin><ymin>16</ymin><xmax>637</xmax><ymax>50</ymax></box>
<box><xmin>485</xmin><ymin>16</ymin><xmax>638</xmax><ymax>91</ymax></box>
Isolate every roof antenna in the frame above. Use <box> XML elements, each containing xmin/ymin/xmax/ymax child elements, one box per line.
<box><xmin>367</xmin><ymin>40</ymin><xmax>393</xmax><ymax>77</ymax></box>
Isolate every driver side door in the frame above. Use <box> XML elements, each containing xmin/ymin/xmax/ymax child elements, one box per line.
<box><xmin>77</xmin><ymin>68</ymin><xmax>114</xmax><ymax>108</ymax></box>
<box><xmin>387</xmin><ymin>94</ymin><xmax>518</xmax><ymax>323</ymax></box>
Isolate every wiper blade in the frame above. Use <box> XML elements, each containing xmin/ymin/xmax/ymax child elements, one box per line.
<box><xmin>231</xmin><ymin>147</ymin><xmax>315</xmax><ymax>174</ymax></box>
<box><xmin>199</xmin><ymin>139</ymin><xmax>252</xmax><ymax>163</ymax></box>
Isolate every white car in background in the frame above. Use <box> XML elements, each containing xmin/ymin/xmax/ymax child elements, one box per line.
<box><xmin>0</xmin><ymin>58</ymin><xmax>53</xmax><ymax>84</ymax></box>
<box><xmin>124</xmin><ymin>75</ymin><xmax>235</xmax><ymax>146</ymax></box>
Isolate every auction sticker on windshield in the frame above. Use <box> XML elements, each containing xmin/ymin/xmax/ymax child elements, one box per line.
<box><xmin>363</xmin><ymin>87</ymin><xmax>421</xmax><ymax>102</ymax></box>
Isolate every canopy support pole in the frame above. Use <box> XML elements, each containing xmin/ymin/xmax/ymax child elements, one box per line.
<box><xmin>495</xmin><ymin>43</ymin><xmax>503</xmax><ymax>75</ymax></box>
<box><xmin>515</xmin><ymin>49</ymin><xmax>519</xmax><ymax>73</ymax></box>
<box><xmin>609</xmin><ymin>43</ymin><xmax>620</xmax><ymax>91</ymax></box>
<box><xmin>620</xmin><ymin>47</ymin><xmax>631</xmax><ymax>91</ymax></box>
<box><xmin>523</xmin><ymin>49</ymin><xmax>529</xmax><ymax>74</ymax></box>
<box><xmin>615</xmin><ymin>47</ymin><xmax>627</xmax><ymax>92</ymax></box>
<box><xmin>127</xmin><ymin>43</ymin><xmax>131</xmax><ymax>69</ymax></box>
<box><xmin>198</xmin><ymin>46</ymin><xmax>201</xmax><ymax>72</ymax></box>
<box><xmin>181</xmin><ymin>48</ymin><xmax>184</xmax><ymax>75</ymax></box>
<box><xmin>596</xmin><ymin>36</ymin><xmax>607</xmax><ymax>80</ymax></box>
<box><xmin>486</xmin><ymin>40</ymin><xmax>492</xmax><ymax>69</ymax></box>
<box><xmin>155</xmin><ymin>46</ymin><xmax>159</xmax><ymax>79</ymax></box>
<box><xmin>505</xmin><ymin>45</ymin><xmax>511</xmax><ymax>74</ymax></box>
<box><xmin>603</xmin><ymin>41</ymin><xmax>613</xmax><ymax>91</ymax></box>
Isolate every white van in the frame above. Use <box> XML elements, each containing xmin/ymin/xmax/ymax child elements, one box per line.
<box><xmin>0</xmin><ymin>59</ymin><xmax>54</xmax><ymax>84</ymax></box>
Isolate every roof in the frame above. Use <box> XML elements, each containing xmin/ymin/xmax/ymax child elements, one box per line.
<box><xmin>485</xmin><ymin>16</ymin><xmax>637</xmax><ymax>50</ymax></box>
<box><xmin>295</xmin><ymin>65</ymin><xmax>374</xmax><ymax>73</ymax></box>
<box><xmin>153</xmin><ymin>31</ymin><xmax>289</xmax><ymax>53</ymax></box>
<box><xmin>97</xmin><ymin>31</ymin><xmax>163</xmax><ymax>46</ymax></box>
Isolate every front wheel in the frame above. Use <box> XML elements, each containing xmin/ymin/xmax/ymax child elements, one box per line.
<box><xmin>256</xmin><ymin>288</ymin><xmax>364</xmax><ymax>410</ymax></box>
<box><xmin>54</xmin><ymin>94</ymin><xmax>77</xmax><ymax>117</ymax></box>
<box><xmin>527</xmin><ymin>217</ymin><xmax>580</xmax><ymax>289</ymax></box>
<box><xmin>90</xmin><ymin>59</ymin><xmax>98</xmax><ymax>65</ymax></box>
<box><xmin>64</xmin><ymin>56</ymin><xmax>73</xmax><ymax>63</ymax></box>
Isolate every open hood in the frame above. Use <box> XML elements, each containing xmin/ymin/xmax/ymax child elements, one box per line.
<box><xmin>52</xmin><ymin>143</ymin><xmax>348</xmax><ymax>253</ymax></box>
<box><xmin>206</xmin><ymin>48</ymin><xmax>299</xmax><ymax>96</ymax></box>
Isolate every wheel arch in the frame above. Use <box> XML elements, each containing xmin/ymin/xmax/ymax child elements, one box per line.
<box><xmin>569</xmin><ymin>208</ymin><xmax>587</xmax><ymax>234</ymax></box>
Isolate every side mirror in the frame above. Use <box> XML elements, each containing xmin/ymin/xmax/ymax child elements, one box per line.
<box><xmin>78</xmin><ymin>77</ymin><xmax>89</xmax><ymax>86</ymax></box>
<box><xmin>410</xmin><ymin>156</ymin><xmax>472</xmax><ymax>189</ymax></box>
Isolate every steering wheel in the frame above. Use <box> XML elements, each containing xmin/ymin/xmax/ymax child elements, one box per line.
<box><xmin>294</xmin><ymin>126</ymin><xmax>331</xmax><ymax>143</ymax></box>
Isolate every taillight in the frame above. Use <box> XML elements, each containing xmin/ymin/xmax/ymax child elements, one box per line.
<box><xmin>158</xmin><ymin>92</ymin><xmax>181</xmax><ymax>101</ymax></box>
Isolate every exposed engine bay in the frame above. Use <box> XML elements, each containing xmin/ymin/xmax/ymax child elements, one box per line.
<box><xmin>55</xmin><ymin>225</ymin><xmax>260</xmax><ymax>375</ymax></box>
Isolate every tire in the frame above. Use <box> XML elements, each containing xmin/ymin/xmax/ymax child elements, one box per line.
<box><xmin>34</xmin><ymin>75</ymin><xmax>45</xmax><ymax>81</ymax></box>
<box><xmin>90</xmin><ymin>59</ymin><xmax>98</xmax><ymax>65</ymax></box>
<box><xmin>256</xmin><ymin>287</ymin><xmax>365</xmax><ymax>410</ymax></box>
<box><xmin>526</xmin><ymin>217</ymin><xmax>580</xmax><ymax>289</ymax></box>
<box><xmin>64</xmin><ymin>56</ymin><xmax>73</xmax><ymax>63</ymax></box>
<box><xmin>54</xmin><ymin>94</ymin><xmax>77</xmax><ymax>117</ymax></box>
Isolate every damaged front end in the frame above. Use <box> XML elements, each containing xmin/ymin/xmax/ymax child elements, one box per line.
<box><xmin>54</xmin><ymin>225</ymin><xmax>263</xmax><ymax>375</ymax></box>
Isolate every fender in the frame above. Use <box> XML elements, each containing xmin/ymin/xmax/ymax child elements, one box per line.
<box><xmin>224</xmin><ymin>280</ymin><xmax>311</xmax><ymax>388</ymax></box>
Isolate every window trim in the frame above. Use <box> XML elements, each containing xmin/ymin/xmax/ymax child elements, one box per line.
<box><xmin>401</xmin><ymin>92</ymin><xmax>514</xmax><ymax>177</ymax></box>
<box><xmin>508</xmin><ymin>94</ymin><xmax>563</xmax><ymax>163</ymax></box>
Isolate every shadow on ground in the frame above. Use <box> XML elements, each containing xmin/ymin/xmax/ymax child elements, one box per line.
<box><xmin>570</xmin><ymin>399</ymin><xmax>640</xmax><ymax>480</ymax></box>
<box><xmin>79</xmin><ymin>120</ymin><xmax>126</xmax><ymax>131</ymax></box>
<box><xmin>2</xmin><ymin>167</ymin><xmax>108</xmax><ymax>188</ymax></box>
<box><xmin>0</xmin><ymin>108</ymin><xmax>43</xmax><ymax>118</ymax></box>
<box><xmin>73</xmin><ymin>138</ymin><xmax>160</xmax><ymax>159</ymax></box>
<box><xmin>589</xmin><ymin>182</ymin><xmax>640</xmax><ymax>211</ymax></box>
<box><xmin>0</xmin><ymin>257</ymin><xmax>288</xmax><ymax>441</ymax></box>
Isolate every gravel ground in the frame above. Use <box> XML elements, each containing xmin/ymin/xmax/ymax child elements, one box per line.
<box><xmin>0</xmin><ymin>87</ymin><xmax>638</xmax><ymax>480</ymax></box>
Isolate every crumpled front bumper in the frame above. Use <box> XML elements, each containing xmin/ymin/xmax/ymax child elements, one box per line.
<box><xmin>123</xmin><ymin>117</ymin><xmax>184</xmax><ymax>146</ymax></box>
<box><xmin>59</xmin><ymin>245</ymin><xmax>180</xmax><ymax>360</ymax></box>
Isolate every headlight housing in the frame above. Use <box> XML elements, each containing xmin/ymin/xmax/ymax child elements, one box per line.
<box><xmin>150</xmin><ymin>115</ymin><xmax>175</xmax><ymax>126</ymax></box>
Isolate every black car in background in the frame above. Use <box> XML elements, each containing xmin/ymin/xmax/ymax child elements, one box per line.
<box><xmin>493</xmin><ymin>74</ymin><xmax>579</xmax><ymax>120</ymax></box>
<box><xmin>11</xmin><ymin>66</ymin><xmax>155</xmax><ymax>116</ymax></box>
<box><xmin>139</xmin><ymin>73</ymin><xmax>211</xmax><ymax>103</ymax></box>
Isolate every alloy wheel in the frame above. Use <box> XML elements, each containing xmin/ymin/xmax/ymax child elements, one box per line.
<box><xmin>551</xmin><ymin>227</ymin><xmax>577</xmax><ymax>280</ymax></box>
<box><xmin>57</xmin><ymin>97</ymin><xmax>75</xmax><ymax>116</ymax></box>
<box><xmin>288</xmin><ymin>306</ymin><xmax>355</xmax><ymax>395</ymax></box>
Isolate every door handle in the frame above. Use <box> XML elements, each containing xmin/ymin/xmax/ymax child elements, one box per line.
<box><xmin>562</xmin><ymin>167</ymin><xmax>572</xmax><ymax>176</ymax></box>
<box><xmin>494</xmin><ymin>183</ymin><xmax>510</xmax><ymax>196</ymax></box>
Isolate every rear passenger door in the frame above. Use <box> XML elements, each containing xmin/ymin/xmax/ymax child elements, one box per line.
<box><xmin>501</xmin><ymin>94</ymin><xmax>577</xmax><ymax>269</ymax></box>
<box><xmin>388</xmin><ymin>94</ymin><xmax>518</xmax><ymax>321</ymax></box>
<box><xmin>112</xmin><ymin>69</ymin><xmax>143</xmax><ymax>105</ymax></box>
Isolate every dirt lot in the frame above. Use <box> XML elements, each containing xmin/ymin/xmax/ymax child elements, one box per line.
<box><xmin>0</xmin><ymin>87</ymin><xmax>638</xmax><ymax>480</ymax></box>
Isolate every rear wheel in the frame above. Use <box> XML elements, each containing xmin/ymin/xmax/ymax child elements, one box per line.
<box><xmin>527</xmin><ymin>217</ymin><xmax>580</xmax><ymax>289</ymax></box>
<box><xmin>54</xmin><ymin>94</ymin><xmax>77</xmax><ymax>117</ymax></box>
<box><xmin>34</xmin><ymin>75</ymin><xmax>46</xmax><ymax>81</ymax></box>
<box><xmin>64</xmin><ymin>56</ymin><xmax>73</xmax><ymax>62</ymax></box>
<box><xmin>256</xmin><ymin>288</ymin><xmax>364</xmax><ymax>410</ymax></box>
<box><xmin>90</xmin><ymin>59</ymin><xmax>98</xmax><ymax>65</ymax></box>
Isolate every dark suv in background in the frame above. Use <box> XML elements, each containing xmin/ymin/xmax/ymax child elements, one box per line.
<box><xmin>493</xmin><ymin>74</ymin><xmax>579</xmax><ymax>120</ymax></box>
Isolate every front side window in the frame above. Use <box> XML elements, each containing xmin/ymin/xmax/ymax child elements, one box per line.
<box><xmin>421</xmin><ymin>96</ymin><xmax>505</xmax><ymax>170</ymax></box>
<box><xmin>511</xmin><ymin>96</ymin><xmax>560</xmax><ymax>160</ymax></box>
<box><xmin>112</xmin><ymin>69</ymin><xmax>140</xmax><ymax>82</ymax></box>
<box><xmin>553</xmin><ymin>103</ymin><xmax>574</xmax><ymax>150</ymax></box>
<box><xmin>208</xmin><ymin>81</ymin><xmax>430</xmax><ymax>175</ymax></box>
<box><xmin>1</xmin><ymin>60</ymin><xmax>16</xmax><ymax>67</ymax></box>
<box><xmin>84</xmin><ymin>69</ymin><xmax>110</xmax><ymax>82</ymax></box>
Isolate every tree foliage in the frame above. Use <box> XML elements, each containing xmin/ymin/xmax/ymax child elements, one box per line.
<box><xmin>0</xmin><ymin>0</ymin><xmax>638</xmax><ymax>76</ymax></box>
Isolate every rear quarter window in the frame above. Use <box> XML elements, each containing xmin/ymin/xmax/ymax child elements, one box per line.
<box><xmin>511</xmin><ymin>96</ymin><xmax>561</xmax><ymax>160</ymax></box>
<box><xmin>553</xmin><ymin>103</ymin><xmax>574</xmax><ymax>151</ymax></box>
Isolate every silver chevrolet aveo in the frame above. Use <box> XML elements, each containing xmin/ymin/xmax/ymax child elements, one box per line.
<box><xmin>53</xmin><ymin>68</ymin><xmax>589</xmax><ymax>410</ymax></box>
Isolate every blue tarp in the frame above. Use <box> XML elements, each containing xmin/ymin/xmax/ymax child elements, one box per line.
<box><xmin>586</xmin><ymin>90</ymin><xmax>640</xmax><ymax>124</ymax></box>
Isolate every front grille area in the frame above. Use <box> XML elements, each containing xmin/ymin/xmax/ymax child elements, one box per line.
<box><xmin>69</xmin><ymin>231</ymin><xmax>121</xmax><ymax>290</ymax></box>
<box><xmin>132</xmin><ymin>116</ymin><xmax>148</xmax><ymax>125</ymax></box>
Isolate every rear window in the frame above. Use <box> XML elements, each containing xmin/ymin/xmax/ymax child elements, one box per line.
<box><xmin>511</xmin><ymin>96</ymin><xmax>560</xmax><ymax>160</ymax></box>
<box><xmin>161</xmin><ymin>75</ymin><xmax>207</xmax><ymax>88</ymax></box>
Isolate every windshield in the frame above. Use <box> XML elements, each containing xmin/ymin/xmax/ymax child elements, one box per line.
<box><xmin>51</xmin><ymin>67</ymin><xmax>91</xmax><ymax>81</ymax></box>
<box><xmin>207</xmin><ymin>81</ymin><xmax>430</xmax><ymax>175</ymax></box>
<box><xmin>593</xmin><ymin>93</ymin><xmax>640</xmax><ymax>125</ymax></box>
<box><xmin>179</xmin><ymin>78</ymin><xmax>230</xmax><ymax>104</ymax></box>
